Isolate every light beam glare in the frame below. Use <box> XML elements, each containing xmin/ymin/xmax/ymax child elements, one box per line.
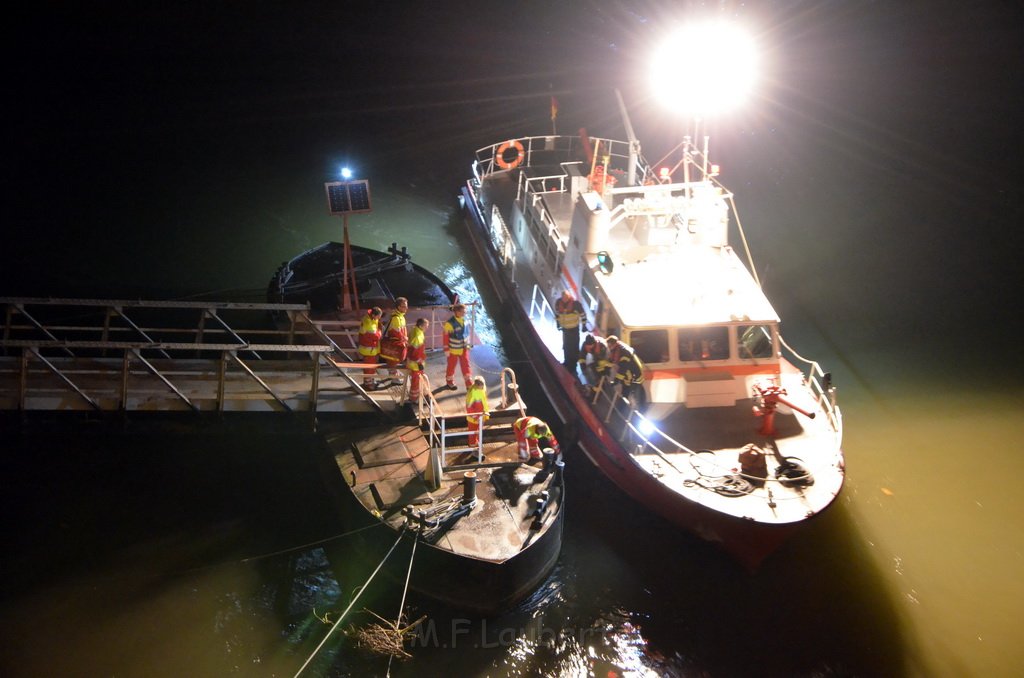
<box><xmin>650</xmin><ymin>21</ymin><xmax>758</xmax><ymax>117</ymax></box>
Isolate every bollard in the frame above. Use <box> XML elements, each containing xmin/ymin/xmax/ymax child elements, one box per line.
<box><xmin>554</xmin><ymin>458</ymin><xmax>565</xmax><ymax>485</ymax></box>
<box><xmin>462</xmin><ymin>471</ymin><xmax>477</xmax><ymax>505</ymax></box>
<box><xmin>542</xmin><ymin>447</ymin><xmax>555</xmax><ymax>471</ymax></box>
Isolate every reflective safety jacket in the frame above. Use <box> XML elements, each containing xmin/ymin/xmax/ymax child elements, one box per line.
<box><xmin>466</xmin><ymin>385</ymin><xmax>490</xmax><ymax>425</ymax></box>
<box><xmin>407</xmin><ymin>325</ymin><xmax>426</xmax><ymax>367</ymax></box>
<box><xmin>513</xmin><ymin>416</ymin><xmax>559</xmax><ymax>452</ymax></box>
<box><xmin>379</xmin><ymin>310</ymin><xmax>408</xmax><ymax>362</ymax></box>
<box><xmin>555</xmin><ymin>296</ymin><xmax>584</xmax><ymax>331</ymax></box>
<box><xmin>443</xmin><ymin>315</ymin><xmax>468</xmax><ymax>354</ymax></box>
<box><xmin>357</xmin><ymin>311</ymin><xmax>381</xmax><ymax>357</ymax></box>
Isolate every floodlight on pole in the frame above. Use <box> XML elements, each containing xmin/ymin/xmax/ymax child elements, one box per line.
<box><xmin>649</xmin><ymin>21</ymin><xmax>757</xmax><ymax>117</ymax></box>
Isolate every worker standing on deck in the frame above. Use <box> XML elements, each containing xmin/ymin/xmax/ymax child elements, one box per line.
<box><xmin>607</xmin><ymin>336</ymin><xmax>647</xmax><ymax>408</ymax></box>
<box><xmin>379</xmin><ymin>297</ymin><xmax>409</xmax><ymax>383</ymax></box>
<box><xmin>513</xmin><ymin>416</ymin><xmax>559</xmax><ymax>461</ymax></box>
<box><xmin>443</xmin><ymin>303</ymin><xmax>472</xmax><ymax>391</ymax></box>
<box><xmin>357</xmin><ymin>306</ymin><xmax>383</xmax><ymax>390</ymax></box>
<box><xmin>406</xmin><ymin>317</ymin><xmax>429</xmax><ymax>403</ymax></box>
<box><xmin>465</xmin><ymin>375</ymin><xmax>490</xmax><ymax>446</ymax></box>
<box><xmin>578</xmin><ymin>334</ymin><xmax>611</xmax><ymax>380</ymax></box>
<box><xmin>555</xmin><ymin>289</ymin><xmax>586</xmax><ymax>373</ymax></box>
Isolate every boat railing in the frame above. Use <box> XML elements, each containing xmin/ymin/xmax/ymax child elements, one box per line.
<box><xmin>518</xmin><ymin>172</ymin><xmax>568</xmax><ymax>257</ymax></box>
<box><xmin>488</xmin><ymin>205</ymin><xmax>518</xmax><ymax>282</ymax></box>
<box><xmin>528</xmin><ymin>285</ymin><xmax>556</xmax><ymax>329</ymax></box>
<box><xmin>472</xmin><ymin>135</ymin><xmax>648</xmax><ymax>183</ymax></box>
<box><xmin>779</xmin><ymin>334</ymin><xmax>843</xmax><ymax>441</ymax></box>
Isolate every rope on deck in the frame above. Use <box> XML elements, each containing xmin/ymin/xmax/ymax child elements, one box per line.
<box><xmin>293</xmin><ymin>526</ymin><xmax>407</xmax><ymax>677</ymax></box>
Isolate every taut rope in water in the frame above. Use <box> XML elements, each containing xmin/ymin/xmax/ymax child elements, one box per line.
<box><xmin>293</xmin><ymin>526</ymin><xmax>407</xmax><ymax>677</ymax></box>
<box><xmin>385</xmin><ymin>534</ymin><xmax>420</xmax><ymax>675</ymax></box>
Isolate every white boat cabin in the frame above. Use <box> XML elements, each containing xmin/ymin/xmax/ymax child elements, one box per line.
<box><xmin>500</xmin><ymin>139</ymin><xmax>784</xmax><ymax>408</ymax></box>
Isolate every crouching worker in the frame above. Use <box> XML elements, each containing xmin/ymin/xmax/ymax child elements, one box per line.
<box><xmin>513</xmin><ymin>416</ymin><xmax>559</xmax><ymax>462</ymax></box>
<box><xmin>607</xmin><ymin>335</ymin><xmax>647</xmax><ymax>408</ymax></box>
<box><xmin>579</xmin><ymin>334</ymin><xmax>611</xmax><ymax>380</ymax></box>
<box><xmin>465</xmin><ymin>376</ymin><xmax>489</xmax><ymax>446</ymax></box>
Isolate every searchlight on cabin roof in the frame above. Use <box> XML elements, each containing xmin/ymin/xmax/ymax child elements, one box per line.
<box><xmin>650</xmin><ymin>20</ymin><xmax>757</xmax><ymax>116</ymax></box>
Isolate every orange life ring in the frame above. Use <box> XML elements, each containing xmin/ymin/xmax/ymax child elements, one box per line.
<box><xmin>495</xmin><ymin>140</ymin><xmax>525</xmax><ymax>170</ymax></box>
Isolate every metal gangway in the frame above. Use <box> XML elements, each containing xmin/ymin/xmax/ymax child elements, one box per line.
<box><xmin>0</xmin><ymin>297</ymin><xmax>406</xmax><ymax>416</ymax></box>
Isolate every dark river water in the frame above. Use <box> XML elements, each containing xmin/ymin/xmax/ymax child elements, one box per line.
<box><xmin>4</xmin><ymin>3</ymin><xmax>1023</xmax><ymax>677</ymax></box>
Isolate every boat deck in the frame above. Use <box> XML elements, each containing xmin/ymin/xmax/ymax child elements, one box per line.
<box><xmin>631</xmin><ymin>366</ymin><xmax>844</xmax><ymax>525</ymax></box>
<box><xmin>324</xmin><ymin>343</ymin><xmax>563</xmax><ymax>564</ymax></box>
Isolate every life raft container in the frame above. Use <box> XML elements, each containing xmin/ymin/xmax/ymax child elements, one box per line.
<box><xmin>495</xmin><ymin>140</ymin><xmax>525</xmax><ymax>170</ymax></box>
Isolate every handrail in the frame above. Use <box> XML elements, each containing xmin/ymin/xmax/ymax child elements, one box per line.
<box><xmin>499</xmin><ymin>367</ymin><xmax>526</xmax><ymax>411</ymax></box>
<box><xmin>422</xmin><ymin>367</ymin><xmax>524</xmax><ymax>469</ymax></box>
<box><xmin>423</xmin><ymin>379</ymin><xmax>479</xmax><ymax>468</ymax></box>
<box><xmin>779</xmin><ymin>334</ymin><xmax>843</xmax><ymax>441</ymax></box>
<box><xmin>472</xmin><ymin>135</ymin><xmax>651</xmax><ymax>184</ymax></box>
<box><xmin>528</xmin><ymin>285</ymin><xmax>555</xmax><ymax>327</ymax></box>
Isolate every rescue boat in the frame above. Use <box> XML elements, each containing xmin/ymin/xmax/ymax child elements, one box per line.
<box><xmin>460</xmin><ymin>123</ymin><xmax>843</xmax><ymax>570</ymax></box>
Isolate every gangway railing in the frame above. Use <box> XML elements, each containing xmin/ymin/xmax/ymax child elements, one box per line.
<box><xmin>421</xmin><ymin>368</ymin><xmax>525</xmax><ymax>478</ymax></box>
<box><xmin>0</xmin><ymin>298</ymin><xmax>419</xmax><ymax>416</ymax></box>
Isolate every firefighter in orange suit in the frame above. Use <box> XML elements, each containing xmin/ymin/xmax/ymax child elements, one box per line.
<box><xmin>465</xmin><ymin>375</ymin><xmax>489</xmax><ymax>446</ymax></box>
<box><xmin>379</xmin><ymin>297</ymin><xmax>409</xmax><ymax>382</ymax></box>
<box><xmin>406</xmin><ymin>317</ymin><xmax>429</xmax><ymax>403</ymax></box>
<box><xmin>357</xmin><ymin>306</ymin><xmax>383</xmax><ymax>390</ymax></box>
<box><xmin>443</xmin><ymin>303</ymin><xmax>472</xmax><ymax>390</ymax></box>
<box><xmin>513</xmin><ymin>416</ymin><xmax>559</xmax><ymax>461</ymax></box>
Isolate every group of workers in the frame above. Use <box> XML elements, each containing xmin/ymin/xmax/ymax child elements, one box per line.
<box><xmin>356</xmin><ymin>298</ymin><xmax>475</xmax><ymax>399</ymax></box>
<box><xmin>354</xmin><ymin>286</ymin><xmax>639</xmax><ymax>463</ymax></box>
<box><xmin>557</xmin><ymin>290</ymin><xmax>646</xmax><ymax>407</ymax></box>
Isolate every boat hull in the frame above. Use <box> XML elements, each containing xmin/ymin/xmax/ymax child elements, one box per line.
<box><xmin>334</xmin><ymin>485</ymin><xmax>564</xmax><ymax>615</ymax></box>
<box><xmin>268</xmin><ymin>241</ymin><xmax>453</xmax><ymax>316</ymax></box>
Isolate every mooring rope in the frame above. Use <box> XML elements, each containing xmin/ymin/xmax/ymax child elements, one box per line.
<box><xmin>174</xmin><ymin>522</ymin><xmax>385</xmax><ymax>577</ymax></box>
<box><xmin>386</xmin><ymin>534</ymin><xmax>419</xmax><ymax>677</ymax></box>
<box><xmin>293</xmin><ymin>526</ymin><xmax>408</xmax><ymax>677</ymax></box>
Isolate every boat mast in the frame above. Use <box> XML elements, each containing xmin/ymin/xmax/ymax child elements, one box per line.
<box><xmin>614</xmin><ymin>89</ymin><xmax>641</xmax><ymax>186</ymax></box>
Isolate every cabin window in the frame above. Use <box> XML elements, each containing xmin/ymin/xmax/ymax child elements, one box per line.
<box><xmin>738</xmin><ymin>324</ymin><xmax>774</xmax><ymax>359</ymax></box>
<box><xmin>677</xmin><ymin>327</ymin><xmax>729</xmax><ymax>361</ymax></box>
<box><xmin>629</xmin><ymin>329</ymin><xmax>669</xmax><ymax>364</ymax></box>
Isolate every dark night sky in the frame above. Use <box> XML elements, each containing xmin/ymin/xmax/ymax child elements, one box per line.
<box><xmin>5</xmin><ymin>2</ymin><xmax>1024</xmax><ymax>365</ymax></box>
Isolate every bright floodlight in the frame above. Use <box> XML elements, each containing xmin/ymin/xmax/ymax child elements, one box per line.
<box><xmin>340</xmin><ymin>167</ymin><xmax>353</xmax><ymax>179</ymax></box>
<box><xmin>650</xmin><ymin>21</ymin><xmax>757</xmax><ymax>116</ymax></box>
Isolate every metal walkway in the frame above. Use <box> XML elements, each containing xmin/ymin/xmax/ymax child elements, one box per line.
<box><xmin>0</xmin><ymin>297</ymin><xmax>391</xmax><ymax>415</ymax></box>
